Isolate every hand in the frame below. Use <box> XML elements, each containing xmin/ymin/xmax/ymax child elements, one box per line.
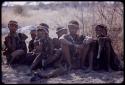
<box><xmin>32</xmin><ymin>52</ymin><xmax>35</xmax><ymax>55</ymax></box>
<box><xmin>74</xmin><ymin>44</ymin><xmax>82</xmax><ymax>54</ymax></box>
<box><xmin>97</xmin><ymin>55</ymin><xmax>100</xmax><ymax>59</ymax></box>
<box><xmin>74</xmin><ymin>44</ymin><xmax>79</xmax><ymax>48</ymax></box>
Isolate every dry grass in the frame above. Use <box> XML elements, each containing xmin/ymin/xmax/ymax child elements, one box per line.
<box><xmin>2</xmin><ymin>5</ymin><xmax>123</xmax><ymax>58</ymax></box>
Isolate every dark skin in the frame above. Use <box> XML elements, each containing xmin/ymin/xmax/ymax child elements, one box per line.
<box><xmin>31</xmin><ymin>29</ymin><xmax>54</xmax><ymax>71</ymax></box>
<box><xmin>33</xmin><ymin>30</ymin><xmax>46</xmax><ymax>53</ymax></box>
<box><xmin>28</xmin><ymin>31</ymin><xmax>36</xmax><ymax>52</ymax></box>
<box><xmin>37</xmin><ymin>29</ymin><xmax>47</xmax><ymax>39</ymax></box>
<box><xmin>79</xmin><ymin>27</ymin><xmax>109</xmax><ymax>72</ymax></box>
<box><xmin>95</xmin><ymin>27</ymin><xmax>112</xmax><ymax>71</ymax></box>
<box><xmin>31</xmin><ymin>30</ymin><xmax>46</xmax><ymax>71</ymax></box>
<box><xmin>8</xmin><ymin>23</ymin><xmax>18</xmax><ymax>34</ymax></box>
<box><xmin>4</xmin><ymin>21</ymin><xmax>28</xmax><ymax>65</ymax></box>
<box><xmin>59</xmin><ymin>24</ymin><xmax>95</xmax><ymax>71</ymax></box>
<box><xmin>75</xmin><ymin>36</ymin><xmax>96</xmax><ymax>72</ymax></box>
<box><xmin>96</xmin><ymin>27</ymin><xmax>108</xmax><ymax>59</ymax></box>
<box><xmin>60</xmin><ymin>25</ymin><xmax>80</xmax><ymax>70</ymax></box>
<box><xmin>68</xmin><ymin>25</ymin><xmax>78</xmax><ymax>36</ymax></box>
<box><xmin>77</xmin><ymin>26</ymin><xmax>110</xmax><ymax>72</ymax></box>
<box><xmin>56</xmin><ymin>29</ymin><xmax>67</xmax><ymax>39</ymax></box>
<box><xmin>30</xmin><ymin>31</ymin><xmax>36</xmax><ymax>40</ymax></box>
<box><xmin>68</xmin><ymin>25</ymin><xmax>95</xmax><ymax>71</ymax></box>
<box><xmin>7</xmin><ymin>22</ymin><xmax>18</xmax><ymax>51</ymax></box>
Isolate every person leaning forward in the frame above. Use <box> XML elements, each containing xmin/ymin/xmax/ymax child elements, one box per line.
<box><xmin>3</xmin><ymin>20</ymin><xmax>28</xmax><ymax>65</ymax></box>
<box><xmin>30</xmin><ymin>23</ymin><xmax>62</xmax><ymax>71</ymax></box>
<box><xmin>30</xmin><ymin>26</ymin><xmax>68</xmax><ymax>81</ymax></box>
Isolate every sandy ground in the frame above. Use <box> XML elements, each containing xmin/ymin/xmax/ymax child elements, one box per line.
<box><xmin>2</xmin><ymin>56</ymin><xmax>124</xmax><ymax>84</ymax></box>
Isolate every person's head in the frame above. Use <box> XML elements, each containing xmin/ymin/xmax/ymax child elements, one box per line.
<box><xmin>40</xmin><ymin>23</ymin><xmax>49</xmax><ymax>33</ymax></box>
<box><xmin>68</xmin><ymin>20</ymin><xmax>79</xmax><ymax>35</ymax></box>
<box><xmin>30</xmin><ymin>30</ymin><xmax>36</xmax><ymax>40</ymax></box>
<box><xmin>8</xmin><ymin>20</ymin><xmax>18</xmax><ymax>33</ymax></box>
<box><xmin>37</xmin><ymin>23</ymin><xmax>49</xmax><ymax>39</ymax></box>
<box><xmin>56</xmin><ymin>27</ymin><xmax>67</xmax><ymax>38</ymax></box>
<box><xmin>95</xmin><ymin>24</ymin><xmax>107</xmax><ymax>37</ymax></box>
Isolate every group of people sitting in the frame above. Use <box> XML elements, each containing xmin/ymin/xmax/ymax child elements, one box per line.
<box><xmin>3</xmin><ymin>20</ymin><xmax>123</xmax><ymax>81</ymax></box>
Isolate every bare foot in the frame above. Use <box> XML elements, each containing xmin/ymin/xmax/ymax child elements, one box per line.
<box><xmin>83</xmin><ymin>68</ymin><xmax>92</xmax><ymax>73</ymax></box>
<box><xmin>107</xmin><ymin>68</ymin><xmax>114</xmax><ymax>72</ymax></box>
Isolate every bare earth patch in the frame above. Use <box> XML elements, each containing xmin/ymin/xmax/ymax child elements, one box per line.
<box><xmin>2</xmin><ymin>64</ymin><xmax>123</xmax><ymax>84</ymax></box>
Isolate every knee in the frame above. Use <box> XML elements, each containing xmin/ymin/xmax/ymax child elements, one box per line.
<box><xmin>84</xmin><ymin>38</ymin><xmax>96</xmax><ymax>48</ymax></box>
<box><xmin>54</xmin><ymin>50</ymin><xmax>62</xmax><ymax>57</ymax></box>
<box><xmin>60</xmin><ymin>39</ymin><xmax>67</xmax><ymax>45</ymax></box>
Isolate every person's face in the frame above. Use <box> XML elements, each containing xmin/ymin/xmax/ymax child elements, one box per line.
<box><xmin>102</xmin><ymin>29</ymin><xmax>107</xmax><ymax>36</ymax></box>
<box><xmin>96</xmin><ymin>27</ymin><xmax>107</xmax><ymax>37</ymax></box>
<box><xmin>68</xmin><ymin>25</ymin><xmax>78</xmax><ymax>35</ymax></box>
<box><xmin>56</xmin><ymin>31</ymin><xmax>61</xmax><ymax>37</ymax></box>
<box><xmin>31</xmin><ymin>31</ymin><xmax>36</xmax><ymax>40</ymax></box>
<box><xmin>96</xmin><ymin>27</ymin><xmax>103</xmax><ymax>37</ymax></box>
<box><xmin>37</xmin><ymin>29</ymin><xmax>46</xmax><ymax>39</ymax></box>
<box><xmin>8</xmin><ymin>23</ymin><xmax>18</xmax><ymax>33</ymax></box>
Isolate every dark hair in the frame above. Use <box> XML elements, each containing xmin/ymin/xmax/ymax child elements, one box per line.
<box><xmin>40</xmin><ymin>23</ymin><xmax>49</xmax><ymax>28</ymax></box>
<box><xmin>95</xmin><ymin>24</ymin><xmax>107</xmax><ymax>34</ymax></box>
<box><xmin>56</xmin><ymin>27</ymin><xmax>64</xmax><ymax>31</ymax></box>
<box><xmin>8</xmin><ymin>20</ymin><xmax>18</xmax><ymax>29</ymax></box>
<box><xmin>40</xmin><ymin>23</ymin><xmax>49</xmax><ymax>33</ymax></box>
<box><xmin>30</xmin><ymin>29</ymin><xmax>36</xmax><ymax>33</ymax></box>
<box><xmin>9</xmin><ymin>20</ymin><xmax>17</xmax><ymax>23</ymax></box>
<box><xmin>69</xmin><ymin>20</ymin><xmax>79</xmax><ymax>26</ymax></box>
<box><xmin>8</xmin><ymin>20</ymin><xmax>18</xmax><ymax>25</ymax></box>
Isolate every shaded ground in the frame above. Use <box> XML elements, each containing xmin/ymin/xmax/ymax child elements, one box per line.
<box><xmin>2</xmin><ymin>56</ymin><xmax>124</xmax><ymax>84</ymax></box>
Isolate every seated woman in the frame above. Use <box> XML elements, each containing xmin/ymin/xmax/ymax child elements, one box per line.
<box><xmin>93</xmin><ymin>24</ymin><xmax>123</xmax><ymax>72</ymax></box>
<box><xmin>77</xmin><ymin>24</ymin><xmax>123</xmax><ymax>72</ymax></box>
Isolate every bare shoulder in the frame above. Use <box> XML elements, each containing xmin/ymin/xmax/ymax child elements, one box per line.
<box><xmin>47</xmin><ymin>37</ymin><xmax>54</xmax><ymax>43</ymax></box>
<box><xmin>5</xmin><ymin>35</ymin><xmax>10</xmax><ymax>41</ymax></box>
<box><xmin>98</xmin><ymin>36</ymin><xmax>111</xmax><ymax>41</ymax></box>
<box><xmin>53</xmin><ymin>38</ymin><xmax>58</xmax><ymax>41</ymax></box>
<box><xmin>83</xmin><ymin>36</ymin><xmax>95</xmax><ymax>44</ymax></box>
<box><xmin>59</xmin><ymin>34</ymin><xmax>67</xmax><ymax>40</ymax></box>
<box><xmin>18</xmin><ymin>33</ymin><xmax>28</xmax><ymax>40</ymax></box>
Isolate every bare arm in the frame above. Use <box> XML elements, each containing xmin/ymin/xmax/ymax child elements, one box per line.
<box><xmin>60</xmin><ymin>38</ymin><xmax>73</xmax><ymax>45</ymax></box>
<box><xmin>4</xmin><ymin>37</ymin><xmax>15</xmax><ymax>51</ymax></box>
